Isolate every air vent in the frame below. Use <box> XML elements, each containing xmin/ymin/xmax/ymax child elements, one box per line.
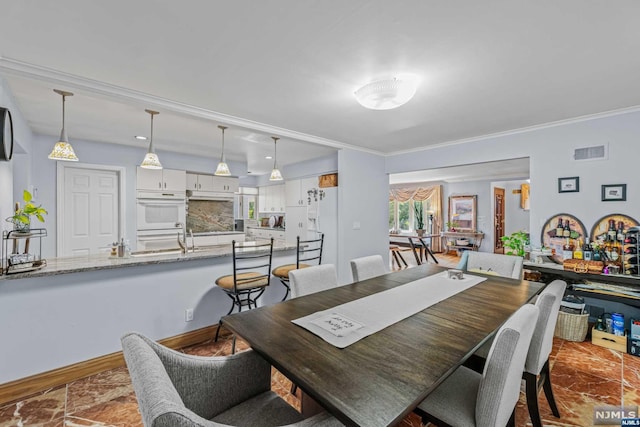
<box><xmin>573</xmin><ymin>144</ymin><xmax>608</xmax><ymax>161</ymax></box>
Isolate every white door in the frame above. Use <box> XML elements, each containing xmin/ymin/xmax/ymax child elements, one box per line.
<box><xmin>61</xmin><ymin>167</ymin><xmax>120</xmax><ymax>256</ymax></box>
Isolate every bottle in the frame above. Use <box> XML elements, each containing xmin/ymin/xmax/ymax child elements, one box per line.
<box><xmin>583</xmin><ymin>238</ymin><xmax>593</xmax><ymax>261</ymax></box>
<box><xmin>595</xmin><ymin>316</ymin><xmax>606</xmax><ymax>331</ymax></box>
<box><xmin>625</xmin><ymin>246</ymin><xmax>638</xmax><ymax>255</ymax></box>
<box><xmin>562</xmin><ymin>238</ymin><xmax>574</xmax><ymax>260</ymax></box>
<box><xmin>626</xmin><ymin>256</ymin><xmax>639</xmax><ymax>265</ymax></box>
<box><xmin>617</xmin><ymin>221</ymin><xmax>625</xmax><ymax>242</ymax></box>
<box><xmin>625</xmin><ymin>266</ymin><xmax>639</xmax><ymax>275</ymax></box>
<box><xmin>625</xmin><ymin>235</ymin><xmax>638</xmax><ymax>245</ymax></box>
<box><xmin>573</xmin><ymin>239</ymin><xmax>583</xmax><ymax>260</ymax></box>
<box><xmin>563</xmin><ymin>220</ymin><xmax>571</xmax><ymax>238</ymax></box>
<box><xmin>610</xmin><ymin>245</ymin><xmax>620</xmax><ymax>264</ymax></box>
<box><xmin>555</xmin><ymin>218</ymin><xmax>564</xmax><ymax>238</ymax></box>
<box><xmin>607</xmin><ymin>219</ymin><xmax>617</xmax><ymax>242</ymax></box>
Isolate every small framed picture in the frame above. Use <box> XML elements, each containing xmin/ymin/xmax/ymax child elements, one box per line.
<box><xmin>602</xmin><ymin>184</ymin><xmax>627</xmax><ymax>201</ymax></box>
<box><xmin>558</xmin><ymin>177</ymin><xmax>579</xmax><ymax>193</ymax></box>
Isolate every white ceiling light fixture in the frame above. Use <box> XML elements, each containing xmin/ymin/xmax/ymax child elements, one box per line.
<box><xmin>48</xmin><ymin>89</ymin><xmax>79</xmax><ymax>161</ymax></box>
<box><xmin>269</xmin><ymin>136</ymin><xmax>283</xmax><ymax>181</ymax></box>
<box><xmin>354</xmin><ymin>75</ymin><xmax>418</xmax><ymax>110</ymax></box>
<box><xmin>214</xmin><ymin>125</ymin><xmax>231</xmax><ymax>176</ymax></box>
<box><xmin>140</xmin><ymin>109</ymin><xmax>162</xmax><ymax>169</ymax></box>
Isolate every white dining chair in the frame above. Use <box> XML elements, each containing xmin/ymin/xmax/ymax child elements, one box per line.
<box><xmin>458</xmin><ymin>251</ymin><xmax>524</xmax><ymax>279</ymax></box>
<box><xmin>416</xmin><ymin>304</ymin><xmax>539</xmax><ymax>427</ymax></box>
<box><xmin>289</xmin><ymin>264</ymin><xmax>338</xmax><ymax>298</ymax></box>
<box><xmin>350</xmin><ymin>254</ymin><xmax>387</xmax><ymax>282</ymax></box>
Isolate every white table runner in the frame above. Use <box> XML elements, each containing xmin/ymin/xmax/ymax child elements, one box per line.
<box><xmin>292</xmin><ymin>271</ymin><xmax>486</xmax><ymax>348</ymax></box>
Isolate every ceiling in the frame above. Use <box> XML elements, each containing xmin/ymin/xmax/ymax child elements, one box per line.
<box><xmin>1</xmin><ymin>1</ymin><xmax>639</xmax><ymax>177</ymax></box>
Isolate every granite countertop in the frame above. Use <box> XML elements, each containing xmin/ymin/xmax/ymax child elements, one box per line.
<box><xmin>193</xmin><ymin>231</ymin><xmax>245</xmax><ymax>236</ymax></box>
<box><xmin>0</xmin><ymin>241</ymin><xmax>295</xmax><ymax>281</ymax></box>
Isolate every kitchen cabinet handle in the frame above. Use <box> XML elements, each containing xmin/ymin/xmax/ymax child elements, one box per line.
<box><xmin>158</xmin><ymin>182</ymin><xmax>162</xmax><ymax>189</ymax></box>
<box><xmin>164</xmin><ymin>182</ymin><xmax>167</xmax><ymax>188</ymax></box>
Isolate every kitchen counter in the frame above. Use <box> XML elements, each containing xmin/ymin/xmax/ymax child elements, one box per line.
<box><xmin>0</xmin><ymin>240</ymin><xmax>295</xmax><ymax>281</ymax></box>
<box><xmin>192</xmin><ymin>231</ymin><xmax>245</xmax><ymax>236</ymax></box>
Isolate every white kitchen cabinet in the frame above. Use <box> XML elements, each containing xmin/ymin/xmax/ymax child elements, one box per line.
<box><xmin>247</xmin><ymin>227</ymin><xmax>284</xmax><ymax>241</ymax></box>
<box><xmin>285</xmin><ymin>206</ymin><xmax>308</xmax><ymax>244</ymax></box>
<box><xmin>212</xmin><ymin>176</ymin><xmax>239</xmax><ymax>193</ymax></box>
<box><xmin>137</xmin><ymin>167</ymin><xmax>186</xmax><ymax>192</ymax></box>
<box><xmin>258</xmin><ymin>184</ymin><xmax>285</xmax><ymax>213</ymax></box>
<box><xmin>187</xmin><ymin>173</ymin><xmax>239</xmax><ymax>193</ymax></box>
<box><xmin>285</xmin><ymin>177</ymin><xmax>318</xmax><ymax>207</ymax></box>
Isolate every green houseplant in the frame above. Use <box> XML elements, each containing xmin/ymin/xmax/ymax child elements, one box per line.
<box><xmin>414</xmin><ymin>201</ymin><xmax>425</xmax><ymax>236</ymax></box>
<box><xmin>7</xmin><ymin>190</ymin><xmax>48</xmax><ymax>232</ymax></box>
<box><xmin>501</xmin><ymin>230</ymin><xmax>530</xmax><ymax>257</ymax></box>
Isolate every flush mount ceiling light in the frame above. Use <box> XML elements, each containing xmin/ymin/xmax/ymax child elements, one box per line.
<box><xmin>353</xmin><ymin>75</ymin><xmax>418</xmax><ymax>110</ymax></box>
<box><xmin>269</xmin><ymin>136</ymin><xmax>283</xmax><ymax>181</ymax></box>
<box><xmin>48</xmin><ymin>89</ymin><xmax>79</xmax><ymax>161</ymax></box>
<box><xmin>214</xmin><ymin>125</ymin><xmax>231</xmax><ymax>176</ymax></box>
<box><xmin>140</xmin><ymin>109</ymin><xmax>162</xmax><ymax>169</ymax></box>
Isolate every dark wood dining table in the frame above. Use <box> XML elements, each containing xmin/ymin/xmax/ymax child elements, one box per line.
<box><xmin>223</xmin><ymin>263</ymin><xmax>545</xmax><ymax>427</ymax></box>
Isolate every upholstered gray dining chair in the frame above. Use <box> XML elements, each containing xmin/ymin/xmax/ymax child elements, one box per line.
<box><xmin>416</xmin><ymin>304</ymin><xmax>539</xmax><ymax>427</ymax></box>
<box><xmin>289</xmin><ymin>264</ymin><xmax>338</xmax><ymax>299</ymax></box>
<box><xmin>350</xmin><ymin>254</ymin><xmax>386</xmax><ymax>282</ymax></box>
<box><xmin>457</xmin><ymin>251</ymin><xmax>524</xmax><ymax>279</ymax></box>
<box><xmin>122</xmin><ymin>332</ymin><xmax>343</xmax><ymax>427</ymax></box>
<box><xmin>466</xmin><ymin>280</ymin><xmax>567</xmax><ymax>427</ymax></box>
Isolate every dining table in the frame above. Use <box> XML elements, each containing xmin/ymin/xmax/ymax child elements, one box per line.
<box><xmin>222</xmin><ymin>263</ymin><xmax>545</xmax><ymax>427</ymax></box>
<box><xmin>389</xmin><ymin>233</ymin><xmax>439</xmax><ymax>264</ymax></box>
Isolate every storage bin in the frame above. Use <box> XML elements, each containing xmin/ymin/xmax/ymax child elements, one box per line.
<box><xmin>592</xmin><ymin>328</ymin><xmax>627</xmax><ymax>352</ymax></box>
<box><xmin>554</xmin><ymin>311</ymin><xmax>589</xmax><ymax>342</ymax></box>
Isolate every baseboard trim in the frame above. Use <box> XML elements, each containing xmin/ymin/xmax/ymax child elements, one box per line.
<box><xmin>0</xmin><ymin>325</ymin><xmax>221</xmax><ymax>405</ymax></box>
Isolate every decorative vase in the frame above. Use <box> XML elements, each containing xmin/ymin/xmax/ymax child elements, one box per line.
<box><xmin>12</xmin><ymin>218</ymin><xmax>30</xmax><ymax>233</ymax></box>
<box><xmin>416</xmin><ymin>229</ymin><xmax>425</xmax><ymax>237</ymax></box>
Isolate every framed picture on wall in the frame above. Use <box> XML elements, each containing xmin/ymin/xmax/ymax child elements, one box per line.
<box><xmin>558</xmin><ymin>177</ymin><xmax>579</xmax><ymax>193</ymax></box>
<box><xmin>601</xmin><ymin>184</ymin><xmax>627</xmax><ymax>201</ymax></box>
<box><xmin>448</xmin><ymin>195</ymin><xmax>477</xmax><ymax>231</ymax></box>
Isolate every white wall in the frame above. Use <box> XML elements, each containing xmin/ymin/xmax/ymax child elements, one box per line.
<box><xmin>444</xmin><ymin>180</ymin><xmax>494</xmax><ymax>252</ymax></box>
<box><xmin>0</xmin><ymin>250</ymin><xmax>295</xmax><ymax>384</ymax></box>
<box><xmin>0</xmin><ymin>77</ymin><xmax>33</xmax><ymax>232</ymax></box>
<box><xmin>387</xmin><ymin>111</ymin><xmax>640</xmax><ymax>247</ymax></box>
<box><xmin>337</xmin><ymin>149</ymin><xmax>388</xmax><ymax>283</ymax></box>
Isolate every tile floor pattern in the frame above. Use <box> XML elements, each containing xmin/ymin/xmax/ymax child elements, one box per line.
<box><xmin>3</xmin><ymin>252</ymin><xmax>639</xmax><ymax>426</ymax></box>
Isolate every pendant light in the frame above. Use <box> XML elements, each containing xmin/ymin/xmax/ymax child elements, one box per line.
<box><xmin>269</xmin><ymin>136</ymin><xmax>283</xmax><ymax>181</ymax></box>
<box><xmin>214</xmin><ymin>125</ymin><xmax>231</xmax><ymax>176</ymax></box>
<box><xmin>140</xmin><ymin>109</ymin><xmax>162</xmax><ymax>169</ymax></box>
<box><xmin>48</xmin><ymin>89</ymin><xmax>79</xmax><ymax>161</ymax></box>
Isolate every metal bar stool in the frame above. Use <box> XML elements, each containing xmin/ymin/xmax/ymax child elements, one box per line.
<box><xmin>272</xmin><ymin>233</ymin><xmax>324</xmax><ymax>301</ymax></box>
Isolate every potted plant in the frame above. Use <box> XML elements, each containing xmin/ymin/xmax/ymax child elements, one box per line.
<box><xmin>414</xmin><ymin>201</ymin><xmax>425</xmax><ymax>237</ymax></box>
<box><xmin>6</xmin><ymin>190</ymin><xmax>48</xmax><ymax>233</ymax></box>
<box><xmin>446</xmin><ymin>220</ymin><xmax>460</xmax><ymax>232</ymax></box>
<box><xmin>501</xmin><ymin>230</ymin><xmax>530</xmax><ymax>257</ymax></box>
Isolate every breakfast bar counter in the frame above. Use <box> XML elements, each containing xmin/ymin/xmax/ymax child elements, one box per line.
<box><xmin>0</xmin><ymin>240</ymin><xmax>295</xmax><ymax>281</ymax></box>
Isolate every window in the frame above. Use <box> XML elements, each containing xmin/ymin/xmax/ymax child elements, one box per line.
<box><xmin>398</xmin><ymin>200</ymin><xmax>411</xmax><ymax>231</ymax></box>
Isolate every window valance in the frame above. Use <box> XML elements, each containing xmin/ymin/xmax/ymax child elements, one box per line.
<box><xmin>389</xmin><ymin>186</ymin><xmax>439</xmax><ymax>202</ymax></box>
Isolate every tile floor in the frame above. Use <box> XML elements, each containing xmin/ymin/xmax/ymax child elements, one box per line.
<box><xmin>2</xmin><ymin>252</ymin><xmax>638</xmax><ymax>426</ymax></box>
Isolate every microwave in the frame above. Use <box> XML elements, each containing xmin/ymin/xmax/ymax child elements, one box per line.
<box><xmin>136</xmin><ymin>191</ymin><xmax>186</xmax><ymax>231</ymax></box>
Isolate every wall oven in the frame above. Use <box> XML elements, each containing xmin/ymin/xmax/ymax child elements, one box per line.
<box><xmin>136</xmin><ymin>191</ymin><xmax>186</xmax><ymax>231</ymax></box>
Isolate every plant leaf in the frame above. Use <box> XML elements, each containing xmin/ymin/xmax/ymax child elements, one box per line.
<box><xmin>23</xmin><ymin>190</ymin><xmax>32</xmax><ymax>203</ymax></box>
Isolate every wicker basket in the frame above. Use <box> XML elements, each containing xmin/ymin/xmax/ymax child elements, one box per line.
<box><xmin>554</xmin><ymin>311</ymin><xmax>589</xmax><ymax>342</ymax></box>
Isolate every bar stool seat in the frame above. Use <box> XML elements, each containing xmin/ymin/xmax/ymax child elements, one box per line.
<box><xmin>272</xmin><ymin>263</ymin><xmax>310</xmax><ymax>279</ymax></box>
<box><xmin>215</xmin><ymin>272</ymin><xmax>270</xmax><ymax>290</ymax></box>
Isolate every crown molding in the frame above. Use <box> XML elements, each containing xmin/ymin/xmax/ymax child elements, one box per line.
<box><xmin>0</xmin><ymin>56</ymin><xmax>383</xmax><ymax>155</ymax></box>
<box><xmin>387</xmin><ymin>104</ymin><xmax>640</xmax><ymax>157</ymax></box>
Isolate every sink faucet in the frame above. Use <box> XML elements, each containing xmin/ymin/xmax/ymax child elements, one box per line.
<box><xmin>176</xmin><ymin>222</ymin><xmax>187</xmax><ymax>253</ymax></box>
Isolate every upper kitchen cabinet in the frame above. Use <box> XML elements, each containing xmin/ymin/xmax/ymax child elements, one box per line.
<box><xmin>186</xmin><ymin>173</ymin><xmax>239</xmax><ymax>193</ymax></box>
<box><xmin>258</xmin><ymin>184</ymin><xmax>285</xmax><ymax>213</ymax></box>
<box><xmin>285</xmin><ymin>177</ymin><xmax>318</xmax><ymax>207</ymax></box>
<box><xmin>137</xmin><ymin>167</ymin><xmax>186</xmax><ymax>192</ymax></box>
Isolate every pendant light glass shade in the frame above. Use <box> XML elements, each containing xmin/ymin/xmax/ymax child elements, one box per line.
<box><xmin>214</xmin><ymin>125</ymin><xmax>231</xmax><ymax>176</ymax></box>
<box><xmin>140</xmin><ymin>109</ymin><xmax>162</xmax><ymax>169</ymax></box>
<box><xmin>48</xmin><ymin>89</ymin><xmax>79</xmax><ymax>161</ymax></box>
<box><xmin>269</xmin><ymin>136</ymin><xmax>283</xmax><ymax>181</ymax></box>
